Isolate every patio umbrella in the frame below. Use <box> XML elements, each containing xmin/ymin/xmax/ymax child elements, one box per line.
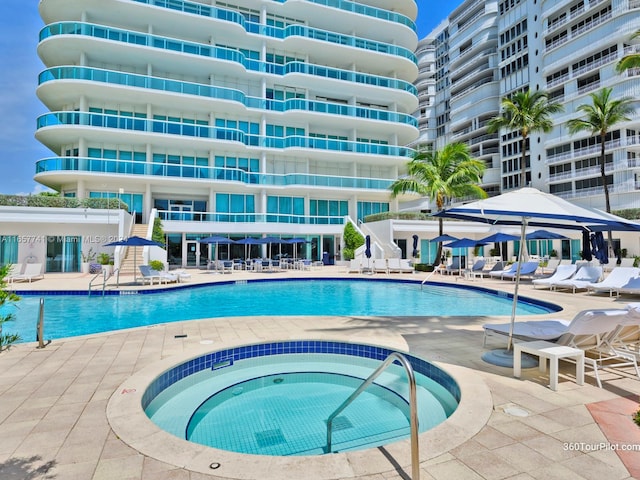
<box><xmin>236</xmin><ymin>237</ymin><xmax>263</xmax><ymax>260</ymax></box>
<box><xmin>479</xmin><ymin>232</ymin><xmax>520</xmax><ymax>260</ymax></box>
<box><xmin>431</xmin><ymin>234</ymin><xmax>458</xmax><ymax>243</ymax></box>
<box><xmin>591</xmin><ymin>231</ymin><xmax>608</xmax><ymax>264</ymax></box>
<box><xmin>199</xmin><ymin>236</ymin><xmax>236</xmax><ymax>269</ymax></box>
<box><xmin>434</xmin><ymin>187</ymin><xmax>640</xmax><ymax>366</ymax></box>
<box><xmin>286</xmin><ymin>237</ymin><xmax>309</xmax><ymax>260</ymax></box>
<box><xmin>525</xmin><ymin>230</ymin><xmax>567</xmax><ymax>240</ymax></box>
<box><xmin>104</xmin><ymin>236</ymin><xmax>164</xmax><ymax>283</ymax></box>
<box><xmin>443</xmin><ymin>238</ymin><xmax>488</xmax><ymax>270</ymax></box>
<box><xmin>582</xmin><ymin>231</ymin><xmax>593</xmax><ymax>262</ymax></box>
<box><xmin>260</xmin><ymin>236</ymin><xmax>288</xmax><ymax>259</ymax></box>
<box><xmin>412</xmin><ymin>234</ymin><xmax>419</xmax><ymax>258</ymax></box>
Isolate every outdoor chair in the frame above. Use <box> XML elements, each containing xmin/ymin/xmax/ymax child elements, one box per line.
<box><xmin>483</xmin><ymin>308</ymin><xmax>640</xmax><ymax>387</ymax></box>
<box><xmin>550</xmin><ymin>266</ymin><xmax>603</xmax><ymax>293</ymax></box>
<box><xmin>470</xmin><ymin>261</ymin><xmax>505</xmax><ymax>279</ymax></box>
<box><xmin>500</xmin><ymin>261</ymin><xmax>540</xmax><ymax>281</ymax></box>
<box><xmin>532</xmin><ymin>264</ymin><xmax>577</xmax><ymax>289</ymax></box>
<box><xmin>11</xmin><ymin>263</ymin><xmax>44</xmax><ymax>283</ymax></box>
<box><xmin>586</xmin><ymin>267</ymin><xmax>640</xmax><ymax>297</ymax></box>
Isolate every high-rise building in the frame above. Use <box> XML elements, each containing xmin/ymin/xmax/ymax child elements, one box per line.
<box><xmin>35</xmin><ymin>0</ymin><xmax>419</xmax><ymax>267</ymax></box>
<box><xmin>415</xmin><ymin>0</ymin><xmax>640</xmax><ymax>211</ymax></box>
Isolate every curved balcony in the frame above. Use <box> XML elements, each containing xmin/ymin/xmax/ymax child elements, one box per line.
<box><xmin>36</xmin><ymin>111</ymin><xmax>415</xmax><ymax>158</ymax></box>
<box><xmin>35</xmin><ymin>156</ymin><xmax>395</xmax><ymax>191</ymax></box>
<box><xmin>39</xmin><ymin>21</ymin><xmax>415</xmax><ymax>69</ymax></box>
<box><xmin>130</xmin><ymin>0</ymin><xmax>416</xmax><ymax>34</ymax></box>
<box><xmin>38</xmin><ymin>67</ymin><xmax>418</xmax><ymax>129</ymax></box>
<box><xmin>38</xmin><ymin>23</ymin><xmax>417</xmax><ymax>97</ymax></box>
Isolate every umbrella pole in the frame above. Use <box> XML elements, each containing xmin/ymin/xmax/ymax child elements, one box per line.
<box><xmin>482</xmin><ymin>218</ymin><xmax>536</xmax><ymax>368</ymax></box>
<box><xmin>507</xmin><ymin>218</ymin><xmax>527</xmax><ymax>352</ymax></box>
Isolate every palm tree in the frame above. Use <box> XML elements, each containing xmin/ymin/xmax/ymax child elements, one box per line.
<box><xmin>567</xmin><ymin>87</ymin><xmax>634</xmax><ymax>214</ymax></box>
<box><xmin>389</xmin><ymin>142</ymin><xmax>487</xmax><ymax>265</ymax></box>
<box><xmin>616</xmin><ymin>30</ymin><xmax>640</xmax><ymax>73</ymax></box>
<box><xmin>487</xmin><ymin>89</ymin><xmax>564</xmax><ymax>188</ymax></box>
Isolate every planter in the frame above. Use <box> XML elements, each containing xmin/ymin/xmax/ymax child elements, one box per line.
<box><xmin>102</xmin><ymin>265</ymin><xmax>113</xmax><ymax>276</ymax></box>
<box><xmin>81</xmin><ymin>262</ymin><xmax>90</xmax><ymax>274</ymax></box>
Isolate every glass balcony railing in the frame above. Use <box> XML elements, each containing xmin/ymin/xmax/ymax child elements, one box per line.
<box><xmin>36</xmin><ymin>111</ymin><xmax>415</xmax><ymax>157</ymax></box>
<box><xmin>38</xmin><ymin>67</ymin><xmax>418</xmax><ymax>127</ymax></box>
<box><xmin>39</xmin><ymin>24</ymin><xmax>417</xmax><ymax>95</ymax></box>
<box><xmin>40</xmin><ymin>20</ymin><xmax>416</xmax><ymax>67</ymax></box>
<box><xmin>35</xmin><ymin>156</ymin><xmax>395</xmax><ymax>191</ymax></box>
<box><xmin>156</xmin><ymin>209</ymin><xmax>347</xmax><ymax>225</ymax></box>
<box><xmin>130</xmin><ymin>0</ymin><xmax>416</xmax><ymax>34</ymax></box>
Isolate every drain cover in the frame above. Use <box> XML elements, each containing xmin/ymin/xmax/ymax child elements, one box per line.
<box><xmin>326</xmin><ymin>415</ymin><xmax>353</xmax><ymax>431</ymax></box>
<box><xmin>255</xmin><ymin>429</ymin><xmax>286</xmax><ymax>447</ymax></box>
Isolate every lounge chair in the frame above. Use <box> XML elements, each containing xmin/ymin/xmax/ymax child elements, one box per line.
<box><xmin>613</xmin><ymin>276</ymin><xmax>640</xmax><ymax>296</ymax></box>
<box><xmin>470</xmin><ymin>261</ymin><xmax>505</xmax><ymax>279</ymax></box>
<box><xmin>387</xmin><ymin>258</ymin><xmax>414</xmax><ymax>274</ymax></box>
<box><xmin>442</xmin><ymin>257</ymin><xmax>462</xmax><ymax>275</ymax></box>
<box><xmin>483</xmin><ymin>308</ymin><xmax>639</xmax><ymax>387</ymax></box>
<box><xmin>346</xmin><ymin>259</ymin><xmax>363</xmax><ymax>273</ymax></box>
<box><xmin>139</xmin><ymin>265</ymin><xmax>177</xmax><ymax>284</ymax></box>
<box><xmin>586</xmin><ymin>267</ymin><xmax>640</xmax><ymax>297</ymax></box>
<box><xmin>488</xmin><ymin>262</ymin><xmax>519</xmax><ymax>280</ymax></box>
<box><xmin>469</xmin><ymin>259</ymin><xmax>486</xmax><ymax>274</ymax></box>
<box><xmin>540</xmin><ymin>258</ymin><xmax>560</xmax><ymax>275</ymax></box>
<box><xmin>11</xmin><ymin>263</ymin><xmax>44</xmax><ymax>283</ymax></box>
<box><xmin>5</xmin><ymin>263</ymin><xmax>23</xmax><ymax>283</ymax></box>
<box><xmin>532</xmin><ymin>264</ymin><xmax>577</xmax><ymax>289</ymax></box>
<box><xmin>550</xmin><ymin>266</ymin><xmax>603</xmax><ymax>293</ymax></box>
<box><xmin>373</xmin><ymin>258</ymin><xmax>389</xmax><ymax>274</ymax></box>
<box><xmin>501</xmin><ymin>261</ymin><xmax>540</xmax><ymax>281</ymax></box>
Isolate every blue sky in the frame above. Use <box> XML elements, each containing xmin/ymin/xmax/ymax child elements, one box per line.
<box><xmin>0</xmin><ymin>0</ymin><xmax>459</xmax><ymax>195</ymax></box>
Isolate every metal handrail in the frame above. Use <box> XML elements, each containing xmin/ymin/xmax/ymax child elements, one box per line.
<box><xmin>421</xmin><ymin>265</ymin><xmax>444</xmax><ymax>287</ymax></box>
<box><xmin>88</xmin><ymin>269</ymin><xmax>108</xmax><ymax>296</ymax></box>
<box><xmin>326</xmin><ymin>352</ymin><xmax>420</xmax><ymax>479</ymax></box>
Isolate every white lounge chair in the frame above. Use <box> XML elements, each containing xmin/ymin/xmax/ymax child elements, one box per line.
<box><xmin>373</xmin><ymin>258</ymin><xmax>389</xmax><ymax>274</ymax></box>
<box><xmin>139</xmin><ymin>265</ymin><xmax>177</xmax><ymax>284</ymax></box>
<box><xmin>488</xmin><ymin>262</ymin><xmax>519</xmax><ymax>280</ymax></box>
<box><xmin>613</xmin><ymin>276</ymin><xmax>640</xmax><ymax>296</ymax></box>
<box><xmin>532</xmin><ymin>264</ymin><xmax>577</xmax><ymax>289</ymax></box>
<box><xmin>386</xmin><ymin>258</ymin><xmax>414</xmax><ymax>274</ymax></box>
<box><xmin>586</xmin><ymin>267</ymin><xmax>640</xmax><ymax>297</ymax></box>
<box><xmin>484</xmin><ymin>308</ymin><xmax>639</xmax><ymax>387</ymax></box>
<box><xmin>11</xmin><ymin>263</ymin><xmax>44</xmax><ymax>283</ymax></box>
<box><xmin>346</xmin><ymin>259</ymin><xmax>362</xmax><ymax>273</ymax></box>
<box><xmin>550</xmin><ymin>265</ymin><xmax>603</xmax><ymax>293</ymax></box>
<box><xmin>5</xmin><ymin>263</ymin><xmax>23</xmax><ymax>283</ymax></box>
<box><xmin>540</xmin><ymin>258</ymin><xmax>561</xmax><ymax>275</ymax></box>
<box><xmin>501</xmin><ymin>261</ymin><xmax>540</xmax><ymax>281</ymax></box>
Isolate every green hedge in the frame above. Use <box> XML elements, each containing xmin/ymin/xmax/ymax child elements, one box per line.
<box><xmin>0</xmin><ymin>195</ymin><xmax>128</xmax><ymax>211</ymax></box>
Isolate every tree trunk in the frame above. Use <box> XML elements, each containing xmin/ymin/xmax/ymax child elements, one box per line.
<box><xmin>600</xmin><ymin>133</ymin><xmax>614</xmax><ymax>258</ymax></box>
<box><xmin>435</xmin><ymin>217</ymin><xmax>444</xmax><ymax>266</ymax></box>
<box><xmin>520</xmin><ymin>135</ymin><xmax>528</xmax><ymax>188</ymax></box>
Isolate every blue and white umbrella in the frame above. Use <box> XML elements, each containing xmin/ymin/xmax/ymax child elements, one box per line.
<box><xmin>104</xmin><ymin>236</ymin><xmax>164</xmax><ymax>283</ymax></box>
<box><xmin>435</xmin><ymin>187</ymin><xmax>640</xmax><ymax>365</ymax></box>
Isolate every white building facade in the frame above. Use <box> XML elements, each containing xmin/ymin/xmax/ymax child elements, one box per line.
<box><xmin>34</xmin><ymin>0</ymin><xmax>419</xmax><ymax>268</ymax></box>
<box><xmin>416</xmin><ymin>0</ymin><xmax>640</xmax><ymax>209</ymax></box>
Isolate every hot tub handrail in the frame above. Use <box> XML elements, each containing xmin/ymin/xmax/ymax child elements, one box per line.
<box><xmin>326</xmin><ymin>351</ymin><xmax>420</xmax><ymax>479</ymax></box>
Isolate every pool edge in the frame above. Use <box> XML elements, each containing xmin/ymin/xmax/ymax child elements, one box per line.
<box><xmin>107</xmin><ymin>336</ymin><xmax>492</xmax><ymax>479</ymax></box>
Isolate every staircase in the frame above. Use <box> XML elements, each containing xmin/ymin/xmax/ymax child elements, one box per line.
<box><xmin>117</xmin><ymin>224</ymin><xmax>148</xmax><ymax>276</ymax></box>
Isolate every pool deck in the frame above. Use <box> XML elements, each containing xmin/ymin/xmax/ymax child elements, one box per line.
<box><xmin>1</xmin><ymin>266</ymin><xmax>639</xmax><ymax>479</ymax></box>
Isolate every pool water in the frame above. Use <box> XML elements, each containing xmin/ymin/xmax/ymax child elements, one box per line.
<box><xmin>5</xmin><ymin>279</ymin><xmax>557</xmax><ymax>341</ymax></box>
<box><xmin>145</xmin><ymin>349</ymin><xmax>459</xmax><ymax>456</ymax></box>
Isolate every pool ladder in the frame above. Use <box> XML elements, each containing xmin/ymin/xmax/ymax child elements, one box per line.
<box><xmin>326</xmin><ymin>352</ymin><xmax>420</xmax><ymax>479</ymax></box>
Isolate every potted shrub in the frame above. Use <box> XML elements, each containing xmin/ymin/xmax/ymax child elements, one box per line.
<box><xmin>149</xmin><ymin>260</ymin><xmax>165</xmax><ymax>272</ymax></box>
<box><xmin>97</xmin><ymin>252</ymin><xmax>113</xmax><ymax>275</ymax></box>
<box><xmin>81</xmin><ymin>248</ymin><xmax>96</xmax><ymax>274</ymax></box>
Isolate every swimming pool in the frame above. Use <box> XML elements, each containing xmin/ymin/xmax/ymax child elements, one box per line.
<box><xmin>6</xmin><ymin>278</ymin><xmax>559</xmax><ymax>342</ymax></box>
<box><xmin>143</xmin><ymin>341</ymin><xmax>459</xmax><ymax>456</ymax></box>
